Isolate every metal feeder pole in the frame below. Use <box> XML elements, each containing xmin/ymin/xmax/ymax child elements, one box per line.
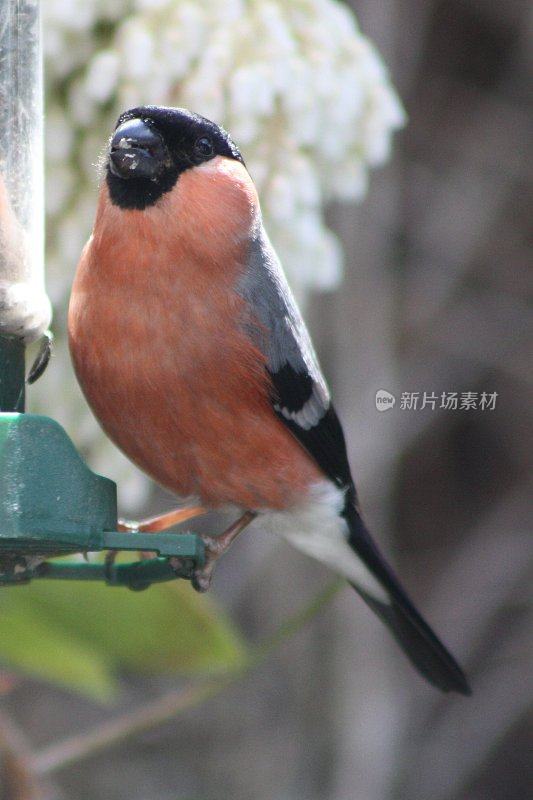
<box><xmin>0</xmin><ymin>0</ymin><xmax>51</xmax><ymax>403</ymax></box>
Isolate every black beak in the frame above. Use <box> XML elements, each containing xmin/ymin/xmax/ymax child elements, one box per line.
<box><xmin>108</xmin><ymin>118</ymin><xmax>169</xmax><ymax>180</ymax></box>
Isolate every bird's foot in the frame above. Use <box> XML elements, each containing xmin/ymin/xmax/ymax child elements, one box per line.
<box><xmin>107</xmin><ymin>506</ymin><xmax>208</xmax><ymax>572</ymax></box>
<box><xmin>186</xmin><ymin>511</ymin><xmax>257</xmax><ymax>593</ymax></box>
<box><xmin>190</xmin><ymin>551</ymin><xmax>217</xmax><ymax>593</ymax></box>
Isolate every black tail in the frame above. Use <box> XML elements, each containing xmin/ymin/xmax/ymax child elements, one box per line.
<box><xmin>344</xmin><ymin>504</ymin><xmax>471</xmax><ymax>695</ymax></box>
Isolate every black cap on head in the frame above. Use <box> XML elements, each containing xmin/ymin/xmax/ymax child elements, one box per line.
<box><xmin>106</xmin><ymin>106</ymin><xmax>244</xmax><ymax>210</ymax></box>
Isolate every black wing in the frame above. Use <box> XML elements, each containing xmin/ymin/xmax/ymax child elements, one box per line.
<box><xmin>268</xmin><ymin>361</ymin><xmax>355</xmax><ymax>498</ymax></box>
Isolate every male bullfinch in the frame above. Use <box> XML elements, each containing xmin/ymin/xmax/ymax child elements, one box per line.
<box><xmin>68</xmin><ymin>106</ymin><xmax>470</xmax><ymax>695</ymax></box>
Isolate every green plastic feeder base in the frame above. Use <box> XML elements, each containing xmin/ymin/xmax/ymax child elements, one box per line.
<box><xmin>0</xmin><ymin>413</ymin><xmax>204</xmax><ymax>589</ymax></box>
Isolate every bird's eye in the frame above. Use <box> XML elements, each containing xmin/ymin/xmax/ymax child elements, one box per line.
<box><xmin>194</xmin><ymin>137</ymin><xmax>214</xmax><ymax>158</ymax></box>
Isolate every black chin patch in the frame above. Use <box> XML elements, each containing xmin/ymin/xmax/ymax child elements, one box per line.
<box><xmin>106</xmin><ymin>165</ymin><xmax>180</xmax><ymax>210</ymax></box>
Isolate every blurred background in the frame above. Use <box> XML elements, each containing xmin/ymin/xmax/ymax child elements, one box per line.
<box><xmin>1</xmin><ymin>0</ymin><xmax>531</xmax><ymax>798</ymax></box>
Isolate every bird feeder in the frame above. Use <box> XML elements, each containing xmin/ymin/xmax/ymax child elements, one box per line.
<box><xmin>0</xmin><ymin>0</ymin><xmax>204</xmax><ymax>589</ymax></box>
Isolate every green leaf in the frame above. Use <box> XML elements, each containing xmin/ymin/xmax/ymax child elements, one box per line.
<box><xmin>0</xmin><ymin>577</ymin><xmax>247</xmax><ymax>698</ymax></box>
<box><xmin>0</xmin><ymin>601</ymin><xmax>116</xmax><ymax>700</ymax></box>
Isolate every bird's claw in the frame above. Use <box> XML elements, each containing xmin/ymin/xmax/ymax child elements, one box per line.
<box><xmin>191</xmin><ymin>568</ymin><xmax>213</xmax><ymax>593</ymax></box>
<box><xmin>27</xmin><ymin>330</ymin><xmax>54</xmax><ymax>384</ymax></box>
<box><xmin>187</xmin><ymin>535</ymin><xmax>225</xmax><ymax>593</ymax></box>
<box><xmin>188</xmin><ymin>514</ymin><xmax>256</xmax><ymax>592</ymax></box>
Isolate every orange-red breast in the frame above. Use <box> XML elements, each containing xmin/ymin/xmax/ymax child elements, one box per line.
<box><xmin>68</xmin><ymin>106</ymin><xmax>470</xmax><ymax>694</ymax></box>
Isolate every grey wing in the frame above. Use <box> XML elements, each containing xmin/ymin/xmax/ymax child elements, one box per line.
<box><xmin>237</xmin><ymin>226</ymin><xmax>355</xmax><ymax>494</ymax></box>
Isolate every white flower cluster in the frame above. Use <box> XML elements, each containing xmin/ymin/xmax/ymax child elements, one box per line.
<box><xmin>36</xmin><ymin>0</ymin><xmax>405</xmax><ymax>510</ymax></box>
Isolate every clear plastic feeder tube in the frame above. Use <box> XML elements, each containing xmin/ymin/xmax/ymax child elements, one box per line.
<box><xmin>0</xmin><ymin>0</ymin><xmax>50</xmax><ymax>342</ymax></box>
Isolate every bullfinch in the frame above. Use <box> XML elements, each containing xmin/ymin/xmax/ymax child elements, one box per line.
<box><xmin>68</xmin><ymin>106</ymin><xmax>470</xmax><ymax>695</ymax></box>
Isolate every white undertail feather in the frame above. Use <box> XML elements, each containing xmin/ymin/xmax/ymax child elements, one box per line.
<box><xmin>260</xmin><ymin>480</ymin><xmax>389</xmax><ymax>603</ymax></box>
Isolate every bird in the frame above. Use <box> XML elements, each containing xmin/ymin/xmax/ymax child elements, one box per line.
<box><xmin>68</xmin><ymin>105</ymin><xmax>471</xmax><ymax>695</ymax></box>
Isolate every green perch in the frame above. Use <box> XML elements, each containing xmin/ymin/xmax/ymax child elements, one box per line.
<box><xmin>0</xmin><ymin>411</ymin><xmax>205</xmax><ymax>590</ymax></box>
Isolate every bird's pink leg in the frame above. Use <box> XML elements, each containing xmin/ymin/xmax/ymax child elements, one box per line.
<box><xmin>105</xmin><ymin>506</ymin><xmax>209</xmax><ymax>568</ymax></box>
<box><xmin>178</xmin><ymin>511</ymin><xmax>257</xmax><ymax>593</ymax></box>
<box><xmin>117</xmin><ymin>505</ymin><xmax>207</xmax><ymax>533</ymax></box>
